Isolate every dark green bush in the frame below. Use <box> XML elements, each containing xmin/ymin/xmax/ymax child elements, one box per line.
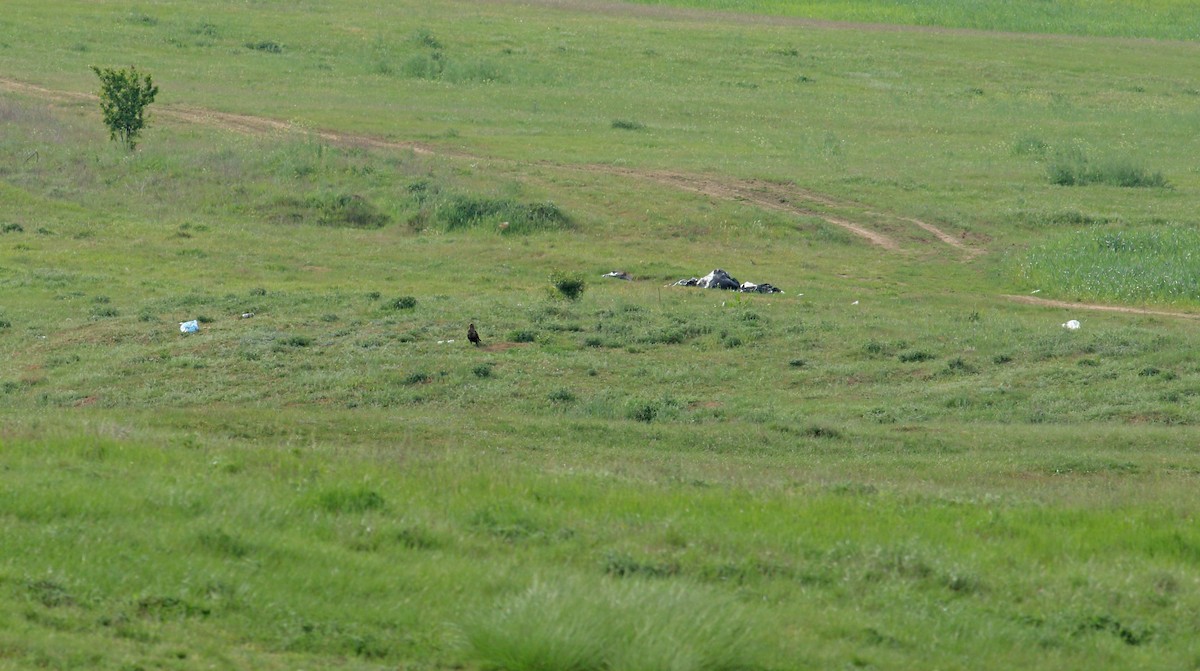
<box><xmin>390</xmin><ymin>296</ymin><xmax>417</xmax><ymax>310</ymax></box>
<box><xmin>550</xmin><ymin>271</ymin><xmax>586</xmax><ymax>301</ymax></box>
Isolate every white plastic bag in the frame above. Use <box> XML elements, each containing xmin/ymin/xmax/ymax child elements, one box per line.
<box><xmin>180</xmin><ymin>320</ymin><xmax>199</xmax><ymax>334</ymax></box>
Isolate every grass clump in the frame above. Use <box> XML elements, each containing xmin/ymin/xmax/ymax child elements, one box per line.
<box><xmin>459</xmin><ymin>576</ymin><xmax>762</xmax><ymax>671</ymax></box>
<box><xmin>245</xmin><ymin>40</ymin><xmax>283</xmax><ymax>53</ymax></box>
<box><xmin>314</xmin><ymin>486</ymin><xmax>385</xmax><ymax>514</ymax></box>
<box><xmin>611</xmin><ymin>119</ymin><xmax>645</xmax><ymax>130</ymax></box>
<box><xmin>425</xmin><ymin>195</ymin><xmax>572</xmax><ymax>234</ymax></box>
<box><xmin>1018</xmin><ymin>226</ymin><xmax>1200</xmax><ymax>303</ymax></box>
<box><xmin>390</xmin><ymin>296</ymin><xmax>418</xmax><ymax>310</ymax></box>
<box><xmin>1048</xmin><ymin>154</ymin><xmax>1169</xmax><ymax>188</ymax></box>
<box><xmin>550</xmin><ymin>270</ymin><xmax>586</xmax><ymax>301</ymax></box>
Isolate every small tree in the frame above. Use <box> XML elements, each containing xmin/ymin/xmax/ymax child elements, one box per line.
<box><xmin>91</xmin><ymin>65</ymin><xmax>158</xmax><ymax>150</ymax></box>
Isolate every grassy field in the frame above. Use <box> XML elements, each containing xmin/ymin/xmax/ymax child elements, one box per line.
<box><xmin>3</xmin><ymin>1</ymin><xmax>1200</xmax><ymax>669</ymax></box>
<box><xmin>618</xmin><ymin>0</ymin><xmax>1200</xmax><ymax>40</ymax></box>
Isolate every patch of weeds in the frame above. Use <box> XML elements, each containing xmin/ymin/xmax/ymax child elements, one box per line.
<box><xmin>319</xmin><ymin>313</ymin><xmax>339</xmax><ymax>322</ymax></box>
<box><xmin>0</xmin><ymin>319</ymin><xmax>12</xmax><ymax>329</ymax></box>
<box><xmin>308</xmin><ymin>193</ymin><xmax>389</xmax><ymax>228</ymax></box>
<box><xmin>549</xmin><ymin>270</ymin><xmax>586</xmax><ymax>301</ymax></box>
<box><xmin>509</xmin><ymin>329</ymin><xmax>537</xmax><ymax>343</ymax></box>
<box><xmin>604</xmin><ymin>552</ymin><xmax>679</xmax><ymax>578</ymax></box>
<box><xmin>250</xmin><ymin>287</ymin><xmax>267</xmax><ymax>296</ymax></box>
<box><xmin>189</xmin><ymin>22</ymin><xmax>219</xmax><ymax>37</ymax></box>
<box><xmin>91</xmin><ymin>307</ymin><xmax>119</xmax><ymax>319</ymax></box>
<box><xmin>136</xmin><ymin>595</ymin><xmax>210</xmax><ymax>619</ymax></box>
<box><xmin>723</xmin><ymin>335</ymin><xmax>743</xmax><ymax>348</ymax></box>
<box><xmin>390</xmin><ymin>296</ymin><xmax>417</xmax><ymax>310</ymax></box>
<box><xmin>611</xmin><ymin>119</ymin><xmax>645</xmax><ymax>130</ymax></box>
<box><xmin>429</xmin><ymin>195</ymin><xmax>572</xmax><ymax>234</ymax></box>
<box><xmin>315</xmin><ymin>487</ymin><xmax>385</xmax><ymax>514</ymax></box>
<box><xmin>245</xmin><ymin>40</ymin><xmax>283</xmax><ymax>53</ymax></box>
<box><xmin>403</xmin><ymin>372</ymin><xmax>431</xmax><ymax>385</ymax></box>
<box><xmin>472</xmin><ymin>363</ymin><xmax>495</xmax><ymax>378</ymax></box>
<box><xmin>1139</xmin><ymin>367</ymin><xmax>1162</xmax><ymax>377</ymax></box>
<box><xmin>411</xmin><ymin>28</ymin><xmax>442</xmax><ymax>49</ymax></box>
<box><xmin>1048</xmin><ymin>150</ymin><xmax>1169</xmax><ymax>188</ymax></box>
<box><xmin>944</xmin><ymin>357</ymin><xmax>977</xmax><ymax>374</ymax></box>
<box><xmin>583</xmin><ymin>336</ymin><xmax>604</xmax><ymax>348</ymax></box>
<box><xmin>366</xmin><ymin>291</ymin><xmax>381</xmax><ymax>301</ymax></box>
<box><xmin>829</xmin><ymin>482</ymin><xmax>878</xmax><ymax>496</ymax></box>
<box><xmin>280</xmin><ymin>335</ymin><xmax>312</xmax><ymax>347</ymax></box>
<box><xmin>469</xmin><ymin>506</ymin><xmax>544</xmax><ymax>542</ymax></box>
<box><xmin>788</xmin><ymin>358</ymin><xmax>806</xmax><ymax>368</ymax></box>
<box><xmin>898</xmin><ymin>350</ymin><xmax>935</xmax><ymax>363</ymax></box>
<box><xmin>1</xmin><ymin>223</ymin><xmax>23</xmax><ymax>233</ymax></box>
<box><xmin>28</xmin><ymin>580</ymin><xmax>74</xmax><ymax>608</ymax></box>
<box><xmin>196</xmin><ymin>529</ymin><xmax>252</xmax><ymax>559</ymax></box>
<box><xmin>802</xmin><ymin>425</ymin><xmax>841</xmax><ymax>439</ymax></box>
<box><xmin>1012</xmin><ymin>135</ymin><xmax>1049</xmax><ymax>156</ymax></box>
<box><xmin>125</xmin><ymin>11</ymin><xmax>158</xmax><ymax>25</ymax></box>
<box><xmin>1074</xmin><ymin>615</ymin><xmax>1152</xmax><ymax>646</ymax></box>
<box><xmin>547</xmin><ymin>388</ymin><xmax>576</xmax><ymax>403</ymax></box>
<box><xmin>395</xmin><ymin>526</ymin><xmax>441</xmax><ymax>550</ymax></box>
<box><xmin>992</xmin><ymin>353</ymin><xmax>1013</xmax><ymax>364</ymax></box>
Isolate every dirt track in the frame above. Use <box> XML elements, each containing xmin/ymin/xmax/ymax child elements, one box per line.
<box><xmin>2</xmin><ymin>75</ymin><xmax>975</xmax><ymax>254</ymax></box>
<box><xmin>1003</xmin><ymin>295</ymin><xmax>1200</xmax><ymax>320</ymax></box>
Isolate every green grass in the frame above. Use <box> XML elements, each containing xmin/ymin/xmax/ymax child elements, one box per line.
<box><xmin>615</xmin><ymin>0</ymin><xmax>1200</xmax><ymax>40</ymax></box>
<box><xmin>1017</xmin><ymin>226</ymin><xmax>1200</xmax><ymax>304</ymax></box>
<box><xmin>3</xmin><ymin>0</ymin><xmax>1200</xmax><ymax>669</ymax></box>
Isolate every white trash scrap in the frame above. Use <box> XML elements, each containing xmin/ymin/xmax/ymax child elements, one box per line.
<box><xmin>180</xmin><ymin>320</ymin><xmax>200</xmax><ymax>334</ymax></box>
<box><xmin>1062</xmin><ymin>319</ymin><xmax>1081</xmax><ymax>330</ymax></box>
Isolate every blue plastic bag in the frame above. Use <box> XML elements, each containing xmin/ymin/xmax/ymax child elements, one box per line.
<box><xmin>180</xmin><ymin>320</ymin><xmax>199</xmax><ymax>334</ymax></box>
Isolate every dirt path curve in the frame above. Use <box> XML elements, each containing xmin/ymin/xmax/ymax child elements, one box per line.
<box><xmin>1004</xmin><ymin>295</ymin><xmax>1200</xmax><ymax>320</ymax></box>
<box><xmin>1</xmin><ymin>75</ymin><xmax>976</xmax><ymax>255</ymax></box>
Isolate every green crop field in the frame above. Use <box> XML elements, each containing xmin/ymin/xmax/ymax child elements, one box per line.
<box><xmin>3</xmin><ymin>1</ymin><xmax>1200</xmax><ymax>669</ymax></box>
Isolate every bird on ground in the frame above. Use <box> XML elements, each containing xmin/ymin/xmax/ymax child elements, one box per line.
<box><xmin>468</xmin><ymin>323</ymin><xmax>481</xmax><ymax>347</ymax></box>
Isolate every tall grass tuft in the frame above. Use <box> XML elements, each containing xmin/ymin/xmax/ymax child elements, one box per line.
<box><xmin>1017</xmin><ymin>226</ymin><xmax>1200</xmax><ymax>303</ymax></box>
<box><xmin>429</xmin><ymin>195</ymin><xmax>572</xmax><ymax>234</ymax></box>
<box><xmin>1048</xmin><ymin>153</ymin><xmax>1169</xmax><ymax>188</ymax></box>
<box><xmin>459</xmin><ymin>575</ymin><xmax>763</xmax><ymax>671</ymax></box>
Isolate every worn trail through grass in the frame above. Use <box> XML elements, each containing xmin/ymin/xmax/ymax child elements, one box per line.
<box><xmin>0</xmin><ymin>75</ymin><xmax>977</xmax><ymax>256</ymax></box>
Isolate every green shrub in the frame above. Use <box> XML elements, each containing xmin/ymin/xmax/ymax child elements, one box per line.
<box><xmin>91</xmin><ymin>65</ymin><xmax>158</xmax><ymax>150</ymax></box>
<box><xmin>473</xmin><ymin>363</ymin><xmax>495</xmax><ymax>378</ymax></box>
<box><xmin>509</xmin><ymin>330</ymin><xmax>537</xmax><ymax>343</ymax></box>
<box><xmin>390</xmin><ymin>296</ymin><xmax>417</xmax><ymax>310</ymax></box>
<box><xmin>611</xmin><ymin>119</ymin><xmax>645</xmax><ymax>130</ymax></box>
<box><xmin>550</xmin><ymin>271</ymin><xmax>586</xmax><ymax>301</ymax></box>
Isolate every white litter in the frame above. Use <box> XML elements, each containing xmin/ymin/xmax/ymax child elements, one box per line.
<box><xmin>180</xmin><ymin>320</ymin><xmax>199</xmax><ymax>334</ymax></box>
<box><xmin>851</xmin><ymin>300</ymin><xmax>859</xmax><ymax>305</ymax></box>
<box><xmin>241</xmin><ymin>312</ymin><xmax>254</xmax><ymax>319</ymax></box>
<box><xmin>1031</xmin><ymin>289</ymin><xmax>1041</xmax><ymax>294</ymax></box>
<box><xmin>1062</xmin><ymin>319</ymin><xmax>1081</xmax><ymax>330</ymax></box>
